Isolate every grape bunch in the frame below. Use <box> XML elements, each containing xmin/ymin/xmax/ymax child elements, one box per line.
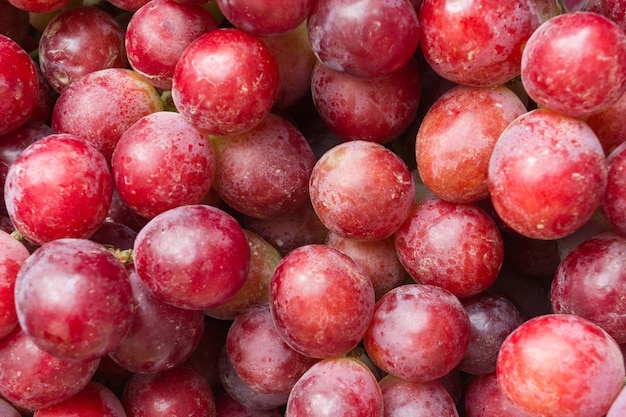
<box><xmin>2</xmin><ymin>0</ymin><xmax>626</xmax><ymax>416</ymax></box>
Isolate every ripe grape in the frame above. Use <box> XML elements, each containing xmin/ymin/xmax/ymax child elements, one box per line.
<box><xmin>307</xmin><ymin>0</ymin><xmax>420</xmax><ymax>79</ymax></box>
<box><xmin>497</xmin><ymin>314</ymin><xmax>625</xmax><ymax>417</ymax></box>
<box><xmin>0</xmin><ymin>35</ymin><xmax>39</xmax><ymax>136</ymax></box>
<box><xmin>33</xmin><ymin>381</ymin><xmax>126</xmax><ymax>417</ymax></box>
<box><xmin>4</xmin><ymin>133</ymin><xmax>113</xmax><ymax>245</ymax></box>
<box><xmin>0</xmin><ymin>231</ymin><xmax>29</xmax><ymax>339</ymax></box>
<box><xmin>601</xmin><ymin>141</ymin><xmax>626</xmax><ymax>235</ymax></box>
<box><xmin>0</xmin><ymin>0</ymin><xmax>28</xmax><ymax>45</ymax></box>
<box><xmin>488</xmin><ymin>108</ymin><xmax>607</xmax><ymax>240</ymax></box>
<box><xmin>379</xmin><ymin>374</ymin><xmax>459</xmax><ymax>417</ymax></box>
<box><xmin>216</xmin><ymin>0</ymin><xmax>314</xmax><ymax>36</ymax></box>
<box><xmin>111</xmin><ymin>111</ymin><xmax>216</xmax><ymax>219</ymax></box>
<box><xmin>14</xmin><ymin>238</ymin><xmax>134</xmax><ymax>362</ymax></box>
<box><xmin>586</xmin><ymin>90</ymin><xmax>626</xmax><ymax>154</ymax></box>
<box><xmin>309</xmin><ymin>140</ymin><xmax>415</xmax><ymax>241</ymax></box>
<box><xmin>172</xmin><ymin>28</ymin><xmax>280</xmax><ymax>136</ymax></box>
<box><xmin>133</xmin><ymin>204</ymin><xmax>250</xmax><ymax>310</ymax></box>
<box><xmin>522</xmin><ymin>11</ymin><xmax>626</xmax><ymax>118</ymax></box>
<box><xmin>395</xmin><ymin>197</ymin><xmax>504</xmax><ymax>298</ymax></box>
<box><xmin>285</xmin><ymin>357</ymin><xmax>384</xmax><ymax>417</ymax></box>
<box><xmin>38</xmin><ymin>6</ymin><xmax>127</xmax><ymax>93</ymax></box>
<box><xmin>269</xmin><ymin>244</ymin><xmax>375</xmax><ymax>358</ymax></box>
<box><xmin>311</xmin><ymin>57</ymin><xmax>421</xmax><ymax>144</ymax></box>
<box><xmin>464</xmin><ymin>372</ymin><xmax>535</xmax><ymax>417</ymax></box>
<box><xmin>214</xmin><ymin>394</ymin><xmax>282</xmax><ymax>417</ymax></box>
<box><xmin>363</xmin><ymin>284</ymin><xmax>470</xmax><ymax>382</ymax></box>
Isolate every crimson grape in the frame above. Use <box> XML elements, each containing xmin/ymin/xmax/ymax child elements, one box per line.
<box><xmin>395</xmin><ymin>197</ymin><xmax>504</xmax><ymax>298</ymax></box>
<box><xmin>269</xmin><ymin>244</ymin><xmax>375</xmax><ymax>359</ymax></box>
<box><xmin>216</xmin><ymin>0</ymin><xmax>314</xmax><ymax>36</ymax></box>
<box><xmin>285</xmin><ymin>356</ymin><xmax>384</xmax><ymax>417</ymax></box>
<box><xmin>211</xmin><ymin>113</ymin><xmax>315</xmax><ymax>219</ymax></box>
<box><xmin>363</xmin><ymin>284</ymin><xmax>470</xmax><ymax>382</ymax></box>
<box><xmin>0</xmin><ymin>230</ymin><xmax>29</xmax><ymax>339</ymax></box>
<box><xmin>172</xmin><ymin>28</ymin><xmax>280</xmax><ymax>136</ymax></box>
<box><xmin>601</xmin><ymin>141</ymin><xmax>626</xmax><ymax>235</ymax></box>
<box><xmin>0</xmin><ymin>328</ymin><xmax>100</xmax><ymax>411</ymax></box>
<box><xmin>4</xmin><ymin>133</ymin><xmax>113</xmax><ymax>245</ymax></box>
<box><xmin>379</xmin><ymin>374</ymin><xmax>459</xmax><ymax>417</ymax></box>
<box><xmin>0</xmin><ymin>35</ymin><xmax>39</xmax><ymax>136</ymax></box>
<box><xmin>214</xmin><ymin>394</ymin><xmax>282</xmax><ymax>417</ymax></box>
<box><xmin>33</xmin><ymin>381</ymin><xmax>126</xmax><ymax>417</ymax></box>
<box><xmin>309</xmin><ymin>140</ymin><xmax>415</xmax><ymax>241</ymax></box>
<box><xmin>38</xmin><ymin>6</ymin><xmax>127</xmax><ymax>93</ymax></box>
<box><xmin>311</xmin><ymin>57</ymin><xmax>421</xmax><ymax>144</ymax></box>
<box><xmin>109</xmin><ymin>267</ymin><xmax>205</xmax><ymax>374</ymax></box>
<box><xmin>586</xmin><ymin>90</ymin><xmax>626</xmax><ymax>154</ymax></box>
<box><xmin>112</xmin><ymin>111</ymin><xmax>216</xmax><ymax>219</ymax></box>
<box><xmin>14</xmin><ymin>238</ymin><xmax>134</xmax><ymax>362</ymax></box>
<box><xmin>497</xmin><ymin>314</ymin><xmax>625</xmax><ymax>417</ymax></box>
<box><xmin>0</xmin><ymin>0</ymin><xmax>28</xmax><ymax>46</ymax></box>
<box><xmin>133</xmin><ymin>204</ymin><xmax>250</xmax><ymax>310</ymax></box>
<box><xmin>488</xmin><ymin>108</ymin><xmax>607</xmax><ymax>240</ymax></box>
<box><xmin>521</xmin><ymin>11</ymin><xmax>626</xmax><ymax>118</ymax></box>
<box><xmin>307</xmin><ymin>0</ymin><xmax>420</xmax><ymax>79</ymax></box>
<box><xmin>464</xmin><ymin>372</ymin><xmax>535</xmax><ymax>417</ymax></box>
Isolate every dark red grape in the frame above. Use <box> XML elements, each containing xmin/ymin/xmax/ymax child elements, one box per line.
<box><xmin>0</xmin><ymin>230</ymin><xmax>29</xmax><ymax>339</ymax></box>
<box><xmin>464</xmin><ymin>372</ymin><xmax>535</xmax><ymax>417</ymax></box>
<box><xmin>601</xmin><ymin>141</ymin><xmax>626</xmax><ymax>235</ymax></box>
<box><xmin>216</xmin><ymin>0</ymin><xmax>314</xmax><ymax>36</ymax></box>
<box><xmin>33</xmin><ymin>381</ymin><xmax>126</xmax><ymax>417</ymax></box>
<box><xmin>379</xmin><ymin>374</ymin><xmax>459</xmax><ymax>417</ymax></box>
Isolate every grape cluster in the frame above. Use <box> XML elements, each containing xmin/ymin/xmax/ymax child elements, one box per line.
<box><xmin>2</xmin><ymin>0</ymin><xmax>626</xmax><ymax>416</ymax></box>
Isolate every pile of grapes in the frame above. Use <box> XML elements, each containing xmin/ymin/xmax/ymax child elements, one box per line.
<box><xmin>2</xmin><ymin>0</ymin><xmax>626</xmax><ymax>415</ymax></box>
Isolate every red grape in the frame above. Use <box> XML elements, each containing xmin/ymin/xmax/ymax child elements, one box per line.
<box><xmin>0</xmin><ymin>35</ymin><xmax>39</xmax><ymax>136</ymax></box>
<box><xmin>521</xmin><ymin>11</ymin><xmax>626</xmax><ymax>118</ymax></box>
<box><xmin>4</xmin><ymin>133</ymin><xmax>113</xmax><ymax>245</ymax></box>
<box><xmin>464</xmin><ymin>372</ymin><xmax>535</xmax><ymax>417</ymax></box>
<box><xmin>497</xmin><ymin>313</ymin><xmax>625</xmax><ymax>417</ymax></box>
<box><xmin>133</xmin><ymin>204</ymin><xmax>250</xmax><ymax>310</ymax></box>
<box><xmin>419</xmin><ymin>0</ymin><xmax>544</xmax><ymax>86</ymax></box>
<box><xmin>309</xmin><ymin>140</ymin><xmax>415</xmax><ymax>241</ymax></box>
<box><xmin>125</xmin><ymin>0</ymin><xmax>218</xmax><ymax>90</ymax></box>
<box><xmin>307</xmin><ymin>0</ymin><xmax>420</xmax><ymax>79</ymax></box>
<box><xmin>214</xmin><ymin>394</ymin><xmax>282</xmax><ymax>417</ymax></box>
<box><xmin>311</xmin><ymin>57</ymin><xmax>421</xmax><ymax>144</ymax></box>
<box><xmin>122</xmin><ymin>365</ymin><xmax>216</xmax><ymax>417</ymax></box>
<box><xmin>225</xmin><ymin>304</ymin><xmax>318</xmax><ymax>394</ymax></box>
<box><xmin>14</xmin><ymin>238</ymin><xmax>134</xmax><ymax>362</ymax></box>
<box><xmin>395</xmin><ymin>197</ymin><xmax>504</xmax><ymax>298</ymax></box>
<box><xmin>0</xmin><ymin>0</ymin><xmax>29</xmax><ymax>46</ymax></box>
<box><xmin>38</xmin><ymin>6</ymin><xmax>127</xmax><ymax>93</ymax></box>
<box><xmin>109</xmin><ymin>267</ymin><xmax>205</xmax><ymax>374</ymax></box>
<box><xmin>608</xmin><ymin>384</ymin><xmax>626</xmax><ymax>417</ymax></box>
<box><xmin>285</xmin><ymin>356</ymin><xmax>384</xmax><ymax>417</ymax></box>
<box><xmin>586</xmin><ymin>89</ymin><xmax>626</xmax><ymax>155</ymax></box>
<box><xmin>6</xmin><ymin>0</ymin><xmax>70</xmax><ymax>13</ymax></box>
<box><xmin>33</xmin><ymin>381</ymin><xmax>126</xmax><ymax>417</ymax></box>
<box><xmin>51</xmin><ymin>67</ymin><xmax>163</xmax><ymax>161</ymax></box>
<box><xmin>601</xmin><ymin>141</ymin><xmax>626</xmax><ymax>235</ymax></box>
<box><xmin>0</xmin><ymin>327</ymin><xmax>100</xmax><ymax>411</ymax></box>
<box><xmin>379</xmin><ymin>374</ymin><xmax>459</xmax><ymax>417</ymax></box>
<box><xmin>415</xmin><ymin>84</ymin><xmax>527</xmax><ymax>203</ymax></box>
<box><xmin>171</xmin><ymin>28</ymin><xmax>280</xmax><ymax>136</ymax></box>
<box><xmin>269</xmin><ymin>244</ymin><xmax>375</xmax><ymax>358</ymax></box>
<box><xmin>0</xmin><ymin>231</ymin><xmax>29</xmax><ymax>340</ymax></box>
<box><xmin>363</xmin><ymin>283</ymin><xmax>470</xmax><ymax>382</ymax></box>
<box><xmin>551</xmin><ymin>232</ymin><xmax>626</xmax><ymax>344</ymax></box>
<box><xmin>112</xmin><ymin>111</ymin><xmax>216</xmax><ymax>219</ymax></box>
<box><xmin>216</xmin><ymin>0</ymin><xmax>314</xmax><ymax>36</ymax></box>
<box><xmin>488</xmin><ymin>108</ymin><xmax>607</xmax><ymax>240</ymax></box>
<box><xmin>211</xmin><ymin>113</ymin><xmax>316</xmax><ymax>219</ymax></box>
<box><xmin>184</xmin><ymin>317</ymin><xmax>230</xmax><ymax>394</ymax></box>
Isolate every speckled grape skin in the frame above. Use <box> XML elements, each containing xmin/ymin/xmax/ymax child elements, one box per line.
<box><xmin>521</xmin><ymin>12</ymin><xmax>626</xmax><ymax>118</ymax></box>
<box><xmin>464</xmin><ymin>372</ymin><xmax>535</xmax><ymax>417</ymax></box>
<box><xmin>285</xmin><ymin>357</ymin><xmax>384</xmax><ymax>417</ymax></box>
<box><xmin>416</xmin><ymin>85</ymin><xmax>527</xmax><ymax>203</ymax></box>
<box><xmin>309</xmin><ymin>140</ymin><xmax>415</xmax><ymax>241</ymax></box>
<box><xmin>379</xmin><ymin>375</ymin><xmax>459</xmax><ymax>417</ymax></box>
<box><xmin>0</xmin><ymin>328</ymin><xmax>100</xmax><ymax>412</ymax></box>
<box><xmin>497</xmin><ymin>314</ymin><xmax>625</xmax><ymax>417</ymax></box>
<box><xmin>0</xmin><ymin>35</ymin><xmax>39</xmax><ymax>136</ymax></box>
<box><xmin>112</xmin><ymin>111</ymin><xmax>216</xmax><ymax>219</ymax></box>
<box><xmin>172</xmin><ymin>28</ymin><xmax>280</xmax><ymax>136</ymax></box>
<box><xmin>311</xmin><ymin>57</ymin><xmax>421</xmax><ymax>144</ymax></box>
<box><xmin>38</xmin><ymin>6</ymin><xmax>127</xmax><ymax>93</ymax></box>
<box><xmin>51</xmin><ymin>68</ymin><xmax>163</xmax><ymax>161</ymax></box>
<box><xmin>211</xmin><ymin>113</ymin><xmax>316</xmax><ymax>219</ymax></box>
<box><xmin>133</xmin><ymin>204</ymin><xmax>250</xmax><ymax>310</ymax></box>
<box><xmin>33</xmin><ymin>381</ymin><xmax>127</xmax><ymax>417</ymax></box>
<box><xmin>488</xmin><ymin>109</ymin><xmax>608</xmax><ymax>240</ymax></box>
<box><xmin>14</xmin><ymin>238</ymin><xmax>134</xmax><ymax>362</ymax></box>
<box><xmin>125</xmin><ymin>0</ymin><xmax>218</xmax><ymax>90</ymax></box>
<box><xmin>307</xmin><ymin>0</ymin><xmax>420</xmax><ymax>79</ymax></box>
<box><xmin>4</xmin><ymin>133</ymin><xmax>113</xmax><ymax>245</ymax></box>
<box><xmin>395</xmin><ymin>197</ymin><xmax>504</xmax><ymax>298</ymax></box>
<box><xmin>601</xmin><ymin>141</ymin><xmax>626</xmax><ymax>235</ymax></box>
<box><xmin>551</xmin><ymin>232</ymin><xmax>626</xmax><ymax>344</ymax></box>
<box><xmin>363</xmin><ymin>284</ymin><xmax>470</xmax><ymax>383</ymax></box>
<box><xmin>225</xmin><ymin>304</ymin><xmax>318</xmax><ymax>395</ymax></box>
<box><xmin>0</xmin><ymin>231</ymin><xmax>28</xmax><ymax>340</ymax></box>
<box><xmin>269</xmin><ymin>244</ymin><xmax>375</xmax><ymax>359</ymax></box>
<box><xmin>419</xmin><ymin>0</ymin><xmax>543</xmax><ymax>87</ymax></box>
<box><xmin>216</xmin><ymin>0</ymin><xmax>314</xmax><ymax>36</ymax></box>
